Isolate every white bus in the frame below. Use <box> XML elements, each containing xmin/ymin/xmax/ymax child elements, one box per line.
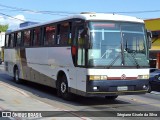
<box><xmin>4</xmin><ymin>12</ymin><xmax>150</xmax><ymax>100</ymax></box>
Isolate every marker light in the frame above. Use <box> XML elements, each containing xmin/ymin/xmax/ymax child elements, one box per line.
<box><xmin>89</xmin><ymin>75</ymin><xmax>108</xmax><ymax>80</ymax></box>
<box><xmin>137</xmin><ymin>75</ymin><xmax>149</xmax><ymax>79</ymax></box>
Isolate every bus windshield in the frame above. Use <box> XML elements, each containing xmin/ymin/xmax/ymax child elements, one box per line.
<box><xmin>88</xmin><ymin>21</ymin><xmax>149</xmax><ymax>68</ymax></box>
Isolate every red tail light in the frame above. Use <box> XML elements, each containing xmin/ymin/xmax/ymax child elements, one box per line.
<box><xmin>71</xmin><ymin>46</ymin><xmax>77</xmax><ymax>56</ymax></box>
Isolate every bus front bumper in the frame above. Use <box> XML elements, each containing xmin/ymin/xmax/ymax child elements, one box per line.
<box><xmin>85</xmin><ymin>79</ymin><xmax>149</xmax><ymax>96</ymax></box>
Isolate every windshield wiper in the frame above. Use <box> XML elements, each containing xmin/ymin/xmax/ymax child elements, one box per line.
<box><xmin>125</xmin><ymin>40</ymin><xmax>140</xmax><ymax>68</ymax></box>
<box><xmin>107</xmin><ymin>52</ymin><xmax>121</xmax><ymax>69</ymax></box>
<box><xmin>129</xmin><ymin>52</ymin><xmax>140</xmax><ymax>68</ymax></box>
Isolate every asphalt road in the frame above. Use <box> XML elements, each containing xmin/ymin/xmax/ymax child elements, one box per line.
<box><xmin>0</xmin><ymin>64</ymin><xmax>160</xmax><ymax>120</ymax></box>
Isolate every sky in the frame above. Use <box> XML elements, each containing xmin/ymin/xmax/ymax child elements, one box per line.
<box><xmin>0</xmin><ymin>0</ymin><xmax>160</xmax><ymax>29</ymax></box>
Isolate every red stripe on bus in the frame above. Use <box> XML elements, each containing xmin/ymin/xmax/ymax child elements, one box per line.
<box><xmin>107</xmin><ymin>77</ymin><xmax>137</xmax><ymax>80</ymax></box>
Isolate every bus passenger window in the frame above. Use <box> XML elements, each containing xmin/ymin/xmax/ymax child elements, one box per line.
<box><xmin>44</xmin><ymin>25</ymin><xmax>56</xmax><ymax>46</ymax></box>
<box><xmin>33</xmin><ymin>28</ymin><xmax>40</xmax><ymax>46</ymax></box>
<box><xmin>9</xmin><ymin>34</ymin><xmax>14</xmax><ymax>48</ymax></box>
<box><xmin>68</xmin><ymin>22</ymin><xmax>72</xmax><ymax>45</ymax></box>
<box><xmin>16</xmin><ymin>32</ymin><xmax>22</xmax><ymax>47</ymax></box>
<box><xmin>24</xmin><ymin>30</ymin><xmax>31</xmax><ymax>47</ymax></box>
<box><xmin>58</xmin><ymin>23</ymin><xmax>70</xmax><ymax>45</ymax></box>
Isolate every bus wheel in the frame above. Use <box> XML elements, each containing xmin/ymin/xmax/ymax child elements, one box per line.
<box><xmin>105</xmin><ymin>95</ymin><xmax>118</xmax><ymax>100</ymax></box>
<box><xmin>58</xmin><ymin>75</ymin><xmax>73</xmax><ymax>100</ymax></box>
<box><xmin>14</xmin><ymin>68</ymin><xmax>21</xmax><ymax>83</ymax></box>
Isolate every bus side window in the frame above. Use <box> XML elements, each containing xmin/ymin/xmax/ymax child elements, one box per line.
<box><xmin>68</xmin><ymin>22</ymin><xmax>72</xmax><ymax>45</ymax></box>
<box><xmin>57</xmin><ymin>22</ymin><xmax>70</xmax><ymax>45</ymax></box>
<box><xmin>24</xmin><ymin>30</ymin><xmax>31</xmax><ymax>47</ymax></box>
<box><xmin>33</xmin><ymin>28</ymin><xmax>40</xmax><ymax>46</ymax></box>
<box><xmin>9</xmin><ymin>33</ymin><xmax>14</xmax><ymax>48</ymax></box>
<box><xmin>44</xmin><ymin>25</ymin><xmax>56</xmax><ymax>46</ymax></box>
<box><xmin>16</xmin><ymin>32</ymin><xmax>22</xmax><ymax>47</ymax></box>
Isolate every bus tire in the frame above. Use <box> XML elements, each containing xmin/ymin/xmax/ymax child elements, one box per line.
<box><xmin>58</xmin><ymin>75</ymin><xmax>73</xmax><ymax>100</ymax></box>
<box><xmin>14</xmin><ymin>67</ymin><xmax>21</xmax><ymax>83</ymax></box>
<box><xmin>105</xmin><ymin>95</ymin><xmax>118</xmax><ymax>100</ymax></box>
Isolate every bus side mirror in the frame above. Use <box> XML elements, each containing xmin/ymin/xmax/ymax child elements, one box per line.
<box><xmin>147</xmin><ymin>30</ymin><xmax>152</xmax><ymax>49</ymax></box>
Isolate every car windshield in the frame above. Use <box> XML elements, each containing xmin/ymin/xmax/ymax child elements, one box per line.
<box><xmin>88</xmin><ymin>21</ymin><xmax>149</xmax><ymax>68</ymax></box>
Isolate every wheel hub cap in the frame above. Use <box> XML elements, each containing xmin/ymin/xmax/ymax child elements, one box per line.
<box><xmin>61</xmin><ymin>82</ymin><xmax>66</xmax><ymax>93</ymax></box>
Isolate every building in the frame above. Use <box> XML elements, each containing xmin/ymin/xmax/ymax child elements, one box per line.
<box><xmin>145</xmin><ymin>18</ymin><xmax>160</xmax><ymax>68</ymax></box>
<box><xmin>0</xmin><ymin>32</ymin><xmax>5</xmax><ymax>50</ymax></box>
<box><xmin>0</xmin><ymin>31</ymin><xmax>5</xmax><ymax>44</ymax></box>
<box><xmin>0</xmin><ymin>32</ymin><xmax>5</xmax><ymax>62</ymax></box>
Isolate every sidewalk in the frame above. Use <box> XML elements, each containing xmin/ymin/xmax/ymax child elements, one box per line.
<box><xmin>0</xmin><ymin>80</ymin><xmax>90</xmax><ymax>120</ymax></box>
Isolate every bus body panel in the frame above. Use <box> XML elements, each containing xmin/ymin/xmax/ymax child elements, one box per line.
<box><xmin>4</xmin><ymin>47</ymin><xmax>85</xmax><ymax>92</ymax></box>
<box><xmin>87</xmin><ymin>69</ymin><xmax>149</xmax><ymax>77</ymax></box>
<box><xmin>75</xmin><ymin>68</ymin><xmax>87</xmax><ymax>92</ymax></box>
<box><xmin>25</xmin><ymin>47</ymin><xmax>77</xmax><ymax>88</ymax></box>
<box><xmin>4</xmin><ymin>49</ymin><xmax>18</xmax><ymax>76</ymax></box>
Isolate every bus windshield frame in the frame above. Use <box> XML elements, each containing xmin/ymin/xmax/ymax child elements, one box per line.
<box><xmin>87</xmin><ymin>21</ymin><xmax>149</xmax><ymax>68</ymax></box>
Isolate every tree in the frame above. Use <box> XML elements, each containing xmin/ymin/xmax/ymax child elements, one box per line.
<box><xmin>0</xmin><ymin>24</ymin><xmax>8</xmax><ymax>32</ymax></box>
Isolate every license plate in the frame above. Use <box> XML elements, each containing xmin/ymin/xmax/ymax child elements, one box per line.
<box><xmin>117</xmin><ymin>86</ymin><xmax>128</xmax><ymax>91</ymax></box>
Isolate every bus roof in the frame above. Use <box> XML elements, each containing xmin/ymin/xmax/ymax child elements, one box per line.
<box><xmin>7</xmin><ymin>13</ymin><xmax>144</xmax><ymax>33</ymax></box>
<box><xmin>72</xmin><ymin>13</ymin><xmax>144</xmax><ymax>22</ymax></box>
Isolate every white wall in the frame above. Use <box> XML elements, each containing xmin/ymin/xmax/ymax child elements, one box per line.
<box><xmin>0</xmin><ymin>32</ymin><xmax>5</xmax><ymax>50</ymax></box>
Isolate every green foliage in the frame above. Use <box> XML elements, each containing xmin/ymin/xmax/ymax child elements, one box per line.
<box><xmin>0</xmin><ymin>24</ymin><xmax>8</xmax><ymax>32</ymax></box>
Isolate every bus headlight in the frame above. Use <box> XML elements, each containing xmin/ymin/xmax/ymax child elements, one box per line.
<box><xmin>137</xmin><ymin>75</ymin><xmax>149</xmax><ymax>79</ymax></box>
<box><xmin>89</xmin><ymin>75</ymin><xmax>108</xmax><ymax>80</ymax></box>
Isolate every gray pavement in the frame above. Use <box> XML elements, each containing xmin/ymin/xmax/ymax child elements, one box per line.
<box><xmin>0</xmin><ymin>63</ymin><xmax>91</xmax><ymax>120</ymax></box>
<box><xmin>0</xmin><ymin>81</ymin><xmax>61</xmax><ymax>111</ymax></box>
